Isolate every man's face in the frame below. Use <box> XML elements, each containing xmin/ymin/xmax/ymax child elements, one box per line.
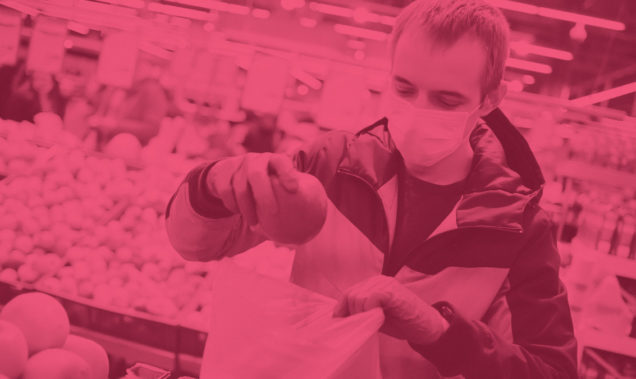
<box><xmin>390</xmin><ymin>28</ymin><xmax>488</xmax><ymax>113</ymax></box>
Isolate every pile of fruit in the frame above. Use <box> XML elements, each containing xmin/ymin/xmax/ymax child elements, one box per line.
<box><xmin>0</xmin><ymin>118</ymin><xmax>295</xmax><ymax>330</ymax></box>
<box><xmin>0</xmin><ymin>292</ymin><xmax>109</xmax><ymax>379</ymax></box>
<box><xmin>0</xmin><ymin>134</ymin><xmax>217</xmax><ymax>327</ymax></box>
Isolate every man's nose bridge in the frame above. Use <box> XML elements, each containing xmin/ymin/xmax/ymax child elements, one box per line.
<box><xmin>412</xmin><ymin>93</ymin><xmax>432</xmax><ymax>110</ymax></box>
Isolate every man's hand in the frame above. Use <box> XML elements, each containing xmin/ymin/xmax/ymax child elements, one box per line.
<box><xmin>206</xmin><ymin>153</ymin><xmax>299</xmax><ymax>227</ymax></box>
<box><xmin>333</xmin><ymin>275</ymin><xmax>449</xmax><ymax>346</ymax></box>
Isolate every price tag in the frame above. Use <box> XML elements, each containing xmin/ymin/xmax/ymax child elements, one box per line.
<box><xmin>97</xmin><ymin>31</ymin><xmax>139</xmax><ymax>88</ymax></box>
<box><xmin>26</xmin><ymin>16</ymin><xmax>66</xmax><ymax>73</ymax></box>
<box><xmin>241</xmin><ymin>53</ymin><xmax>289</xmax><ymax>114</ymax></box>
<box><xmin>316</xmin><ymin>71</ymin><xmax>370</xmax><ymax>131</ymax></box>
<box><xmin>0</xmin><ymin>8</ymin><xmax>21</xmax><ymax>66</ymax></box>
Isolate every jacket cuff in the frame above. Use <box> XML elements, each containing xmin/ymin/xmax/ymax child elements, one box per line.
<box><xmin>408</xmin><ymin>301</ymin><xmax>497</xmax><ymax>377</ymax></box>
<box><xmin>186</xmin><ymin>162</ymin><xmax>234</xmax><ymax>219</ymax></box>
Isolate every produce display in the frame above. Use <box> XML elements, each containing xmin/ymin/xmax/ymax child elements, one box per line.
<box><xmin>0</xmin><ymin>292</ymin><xmax>109</xmax><ymax>379</ymax></box>
<box><xmin>0</xmin><ymin>117</ymin><xmax>294</xmax><ymax>335</ymax></box>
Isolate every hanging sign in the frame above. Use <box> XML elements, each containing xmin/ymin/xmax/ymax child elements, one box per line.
<box><xmin>26</xmin><ymin>16</ymin><xmax>66</xmax><ymax>73</ymax></box>
<box><xmin>97</xmin><ymin>31</ymin><xmax>139</xmax><ymax>88</ymax></box>
<box><xmin>241</xmin><ymin>52</ymin><xmax>289</xmax><ymax>114</ymax></box>
<box><xmin>316</xmin><ymin>71</ymin><xmax>370</xmax><ymax>131</ymax></box>
<box><xmin>0</xmin><ymin>8</ymin><xmax>21</xmax><ymax>66</ymax></box>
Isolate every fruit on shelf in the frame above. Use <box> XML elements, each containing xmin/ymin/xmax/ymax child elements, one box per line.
<box><xmin>0</xmin><ymin>292</ymin><xmax>70</xmax><ymax>355</ymax></box>
<box><xmin>0</xmin><ymin>119</ymin><xmax>295</xmax><ymax>329</ymax></box>
<box><xmin>0</xmin><ymin>320</ymin><xmax>28</xmax><ymax>379</ymax></box>
<box><xmin>63</xmin><ymin>335</ymin><xmax>109</xmax><ymax>379</ymax></box>
<box><xmin>22</xmin><ymin>348</ymin><xmax>91</xmax><ymax>379</ymax></box>
<box><xmin>104</xmin><ymin>132</ymin><xmax>143</xmax><ymax>165</ymax></box>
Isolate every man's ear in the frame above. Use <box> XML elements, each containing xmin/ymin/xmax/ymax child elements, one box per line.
<box><xmin>478</xmin><ymin>82</ymin><xmax>507</xmax><ymax>117</ymax></box>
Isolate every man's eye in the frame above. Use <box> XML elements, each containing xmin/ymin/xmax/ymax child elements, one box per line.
<box><xmin>435</xmin><ymin>96</ymin><xmax>463</xmax><ymax>109</ymax></box>
<box><xmin>394</xmin><ymin>85</ymin><xmax>416</xmax><ymax>97</ymax></box>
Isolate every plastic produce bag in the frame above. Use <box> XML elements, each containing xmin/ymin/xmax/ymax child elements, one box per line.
<box><xmin>581</xmin><ymin>275</ymin><xmax>634</xmax><ymax>336</ymax></box>
<box><xmin>200</xmin><ymin>260</ymin><xmax>385</xmax><ymax>379</ymax></box>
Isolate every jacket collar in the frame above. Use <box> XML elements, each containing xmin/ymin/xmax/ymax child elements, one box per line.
<box><xmin>338</xmin><ymin>115</ymin><xmax>543</xmax><ymax>234</ymax></box>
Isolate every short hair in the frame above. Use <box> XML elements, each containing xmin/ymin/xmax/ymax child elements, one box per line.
<box><xmin>390</xmin><ymin>0</ymin><xmax>510</xmax><ymax>95</ymax></box>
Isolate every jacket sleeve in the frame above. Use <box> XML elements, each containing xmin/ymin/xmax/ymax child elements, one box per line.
<box><xmin>164</xmin><ymin>131</ymin><xmax>351</xmax><ymax>261</ymax></box>
<box><xmin>409</xmin><ymin>211</ymin><xmax>578</xmax><ymax>379</ymax></box>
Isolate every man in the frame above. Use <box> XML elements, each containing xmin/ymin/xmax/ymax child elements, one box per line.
<box><xmin>165</xmin><ymin>0</ymin><xmax>577</xmax><ymax>377</ymax></box>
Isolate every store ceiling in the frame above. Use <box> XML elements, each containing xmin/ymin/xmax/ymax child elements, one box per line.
<box><xmin>2</xmin><ymin>0</ymin><xmax>635</xmax><ymax>113</ymax></box>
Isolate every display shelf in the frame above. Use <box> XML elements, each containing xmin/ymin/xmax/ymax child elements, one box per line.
<box><xmin>555</xmin><ymin>160</ymin><xmax>636</xmax><ymax>189</ymax></box>
<box><xmin>0</xmin><ymin>280</ymin><xmax>205</xmax><ymax>353</ymax></box>
<box><xmin>70</xmin><ymin>325</ymin><xmax>175</xmax><ymax>373</ymax></box>
<box><xmin>580</xmin><ymin>329</ymin><xmax>636</xmax><ymax>359</ymax></box>
<box><xmin>0</xmin><ymin>280</ymin><xmax>208</xmax><ymax>376</ymax></box>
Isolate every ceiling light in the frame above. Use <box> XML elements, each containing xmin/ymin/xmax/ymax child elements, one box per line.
<box><xmin>489</xmin><ymin>0</ymin><xmax>625</xmax><ymax>31</ymax></box>
<box><xmin>333</xmin><ymin>24</ymin><xmax>388</xmax><ymax>42</ymax></box>
<box><xmin>309</xmin><ymin>2</ymin><xmax>352</xmax><ymax>18</ymax></box>
<box><xmin>506</xmin><ymin>58</ymin><xmax>552</xmax><ymax>74</ymax></box>
<box><xmin>252</xmin><ymin>9</ymin><xmax>271</xmax><ymax>19</ymax></box>
<box><xmin>570</xmin><ymin>82</ymin><xmax>636</xmax><ymax>106</ymax></box>
<box><xmin>510</xmin><ymin>42</ymin><xmax>573</xmax><ymax>61</ymax></box>
<box><xmin>569</xmin><ymin>23</ymin><xmax>587</xmax><ymax>42</ymax></box>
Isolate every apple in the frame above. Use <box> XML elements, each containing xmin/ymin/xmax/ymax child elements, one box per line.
<box><xmin>104</xmin><ymin>133</ymin><xmax>142</xmax><ymax>164</ymax></box>
<box><xmin>0</xmin><ymin>292</ymin><xmax>70</xmax><ymax>354</ymax></box>
<box><xmin>17</xmin><ymin>264</ymin><xmax>39</xmax><ymax>283</ymax></box>
<box><xmin>0</xmin><ymin>269</ymin><xmax>17</xmax><ymax>282</ymax></box>
<box><xmin>12</xmin><ymin>235</ymin><xmax>33</xmax><ymax>254</ymax></box>
<box><xmin>0</xmin><ymin>320</ymin><xmax>28</xmax><ymax>379</ymax></box>
<box><xmin>22</xmin><ymin>349</ymin><xmax>91</xmax><ymax>379</ymax></box>
<box><xmin>63</xmin><ymin>335</ymin><xmax>109</xmax><ymax>379</ymax></box>
<box><xmin>258</xmin><ymin>172</ymin><xmax>327</xmax><ymax>245</ymax></box>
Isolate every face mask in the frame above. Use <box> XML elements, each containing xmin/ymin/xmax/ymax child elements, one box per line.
<box><xmin>381</xmin><ymin>92</ymin><xmax>480</xmax><ymax>169</ymax></box>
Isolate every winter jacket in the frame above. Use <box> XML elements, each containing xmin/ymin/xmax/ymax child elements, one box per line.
<box><xmin>165</xmin><ymin>108</ymin><xmax>577</xmax><ymax>379</ymax></box>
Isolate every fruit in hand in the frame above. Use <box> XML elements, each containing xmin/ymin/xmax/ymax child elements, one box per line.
<box><xmin>0</xmin><ymin>320</ymin><xmax>28</xmax><ymax>379</ymax></box>
<box><xmin>63</xmin><ymin>335</ymin><xmax>109</xmax><ymax>379</ymax></box>
<box><xmin>259</xmin><ymin>172</ymin><xmax>327</xmax><ymax>245</ymax></box>
<box><xmin>22</xmin><ymin>349</ymin><xmax>91</xmax><ymax>379</ymax></box>
<box><xmin>0</xmin><ymin>292</ymin><xmax>70</xmax><ymax>354</ymax></box>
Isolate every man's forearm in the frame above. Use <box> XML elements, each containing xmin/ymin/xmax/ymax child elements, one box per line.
<box><xmin>165</xmin><ymin>162</ymin><xmax>264</xmax><ymax>261</ymax></box>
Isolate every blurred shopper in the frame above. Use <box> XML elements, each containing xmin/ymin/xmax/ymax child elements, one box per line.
<box><xmin>0</xmin><ymin>60</ymin><xmax>66</xmax><ymax>122</ymax></box>
<box><xmin>166</xmin><ymin>0</ymin><xmax>577</xmax><ymax>378</ymax></box>
<box><xmin>88</xmin><ymin>52</ymin><xmax>169</xmax><ymax>148</ymax></box>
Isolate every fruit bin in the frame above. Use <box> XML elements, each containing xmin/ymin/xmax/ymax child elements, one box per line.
<box><xmin>0</xmin><ymin>279</ymin><xmax>207</xmax><ymax>377</ymax></box>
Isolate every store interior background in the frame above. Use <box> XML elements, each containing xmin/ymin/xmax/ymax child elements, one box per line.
<box><xmin>0</xmin><ymin>0</ymin><xmax>635</xmax><ymax>378</ymax></box>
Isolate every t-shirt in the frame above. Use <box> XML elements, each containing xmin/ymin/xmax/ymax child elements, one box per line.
<box><xmin>379</xmin><ymin>172</ymin><xmax>465</xmax><ymax>257</ymax></box>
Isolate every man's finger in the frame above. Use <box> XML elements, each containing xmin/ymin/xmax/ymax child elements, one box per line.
<box><xmin>246</xmin><ymin>154</ymin><xmax>279</xmax><ymax>217</ymax></box>
<box><xmin>209</xmin><ymin>158</ymin><xmax>242</xmax><ymax>212</ymax></box>
<box><xmin>232</xmin><ymin>159</ymin><xmax>258</xmax><ymax>226</ymax></box>
<box><xmin>268</xmin><ymin>154</ymin><xmax>299</xmax><ymax>193</ymax></box>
